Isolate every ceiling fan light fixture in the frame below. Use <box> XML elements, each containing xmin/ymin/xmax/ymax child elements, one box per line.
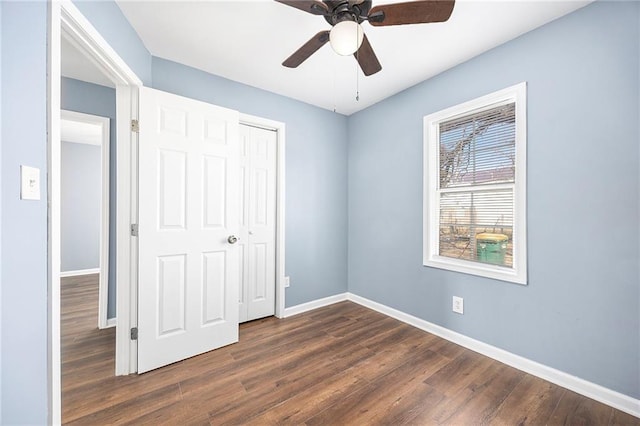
<box><xmin>329</xmin><ymin>20</ymin><xmax>364</xmax><ymax>56</ymax></box>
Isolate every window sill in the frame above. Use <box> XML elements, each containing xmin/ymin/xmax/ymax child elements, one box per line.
<box><xmin>423</xmin><ymin>255</ymin><xmax>527</xmax><ymax>285</ymax></box>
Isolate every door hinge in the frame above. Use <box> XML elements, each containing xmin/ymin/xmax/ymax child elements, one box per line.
<box><xmin>130</xmin><ymin>327</ymin><xmax>138</xmax><ymax>340</ymax></box>
<box><xmin>131</xmin><ymin>119</ymin><xmax>139</xmax><ymax>133</ymax></box>
<box><xmin>130</xmin><ymin>223</ymin><xmax>139</xmax><ymax>237</ymax></box>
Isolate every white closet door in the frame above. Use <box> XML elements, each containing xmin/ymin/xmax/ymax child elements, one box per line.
<box><xmin>137</xmin><ymin>87</ymin><xmax>240</xmax><ymax>373</ymax></box>
<box><xmin>238</xmin><ymin>125</ymin><xmax>277</xmax><ymax>323</ymax></box>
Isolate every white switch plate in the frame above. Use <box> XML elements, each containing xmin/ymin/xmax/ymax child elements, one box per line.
<box><xmin>284</xmin><ymin>276</ymin><xmax>290</xmax><ymax>288</ymax></box>
<box><xmin>20</xmin><ymin>165</ymin><xmax>41</xmax><ymax>200</ymax></box>
<box><xmin>452</xmin><ymin>296</ymin><xmax>464</xmax><ymax>314</ymax></box>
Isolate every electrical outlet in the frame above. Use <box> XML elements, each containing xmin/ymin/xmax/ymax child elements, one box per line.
<box><xmin>452</xmin><ymin>296</ymin><xmax>464</xmax><ymax>314</ymax></box>
<box><xmin>284</xmin><ymin>276</ymin><xmax>290</xmax><ymax>288</ymax></box>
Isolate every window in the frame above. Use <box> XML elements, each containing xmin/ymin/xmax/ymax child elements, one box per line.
<box><xmin>423</xmin><ymin>83</ymin><xmax>527</xmax><ymax>284</ymax></box>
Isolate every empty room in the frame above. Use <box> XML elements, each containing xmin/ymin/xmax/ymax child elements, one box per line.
<box><xmin>0</xmin><ymin>0</ymin><xmax>638</xmax><ymax>424</ymax></box>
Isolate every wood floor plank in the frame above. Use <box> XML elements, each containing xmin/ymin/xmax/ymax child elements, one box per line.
<box><xmin>238</xmin><ymin>333</ymin><xmax>346</xmax><ymax>392</ymax></box>
<box><xmin>611</xmin><ymin>408</ymin><xmax>640</xmax><ymax>426</ymax></box>
<box><xmin>324</xmin><ymin>308</ymin><xmax>389</xmax><ymax>338</ymax></box>
<box><xmin>349</xmin><ymin>335</ymin><xmax>445</xmax><ymax>383</ymax></box>
<box><xmin>302</xmin><ymin>300</ymin><xmax>365</xmax><ymax>321</ymax></box>
<box><xmin>428</xmin><ymin>361</ymin><xmax>526</xmax><ymax>425</ymax></box>
<box><xmin>359</xmin><ymin>320</ymin><xmax>429</xmax><ymax>349</ymax></box>
<box><xmin>66</xmin><ymin>383</ymin><xmax>183</xmax><ymax>425</ymax></box>
<box><xmin>490</xmin><ymin>374</ymin><xmax>566</xmax><ymax>425</ymax></box>
<box><xmin>229</xmin><ymin>321</ymin><xmax>330</xmax><ymax>362</ymax></box>
<box><xmin>372</xmin><ymin>383</ymin><xmax>446</xmax><ymax>425</ymax></box>
<box><xmin>305</xmin><ymin>347</ymin><xmax>449</xmax><ymax>425</ymax></box>
<box><xmin>243</xmin><ymin>369</ymin><xmax>370</xmax><ymax>425</ymax></box>
<box><xmin>208</xmin><ymin>343</ymin><xmax>377</xmax><ymax>424</ymax></box>
<box><xmin>428</xmin><ymin>337</ymin><xmax>470</xmax><ymax>360</ymax></box>
<box><xmin>121</xmin><ymin>400</ymin><xmax>211</xmax><ymax>426</ymax></box>
<box><xmin>63</xmin><ymin>363</ymin><xmax>186</xmax><ymax>422</ymax></box>
<box><xmin>424</xmin><ymin>349</ymin><xmax>495</xmax><ymax>397</ymax></box>
<box><xmin>549</xmin><ymin>389</ymin><xmax>614</xmax><ymax>426</ymax></box>
<box><xmin>236</xmin><ymin>317</ymin><xmax>314</xmax><ymax>346</ymax></box>
<box><xmin>61</xmin><ymin>275</ymin><xmax>638</xmax><ymax>425</ymax></box>
<box><xmin>179</xmin><ymin>374</ymin><xmax>249</xmax><ymax>422</ymax></box>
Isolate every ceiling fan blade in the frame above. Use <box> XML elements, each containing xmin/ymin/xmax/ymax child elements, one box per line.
<box><xmin>283</xmin><ymin>31</ymin><xmax>330</xmax><ymax>68</ymax></box>
<box><xmin>274</xmin><ymin>0</ymin><xmax>329</xmax><ymax>16</ymax></box>
<box><xmin>353</xmin><ymin>34</ymin><xmax>381</xmax><ymax>76</ymax></box>
<box><xmin>368</xmin><ymin>0</ymin><xmax>455</xmax><ymax>26</ymax></box>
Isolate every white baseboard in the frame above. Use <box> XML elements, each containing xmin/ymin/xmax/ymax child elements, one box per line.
<box><xmin>284</xmin><ymin>291</ymin><xmax>639</xmax><ymax>418</ymax></box>
<box><xmin>283</xmin><ymin>293</ymin><xmax>348</xmax><ymax>318</ymax></box>
<box><xmin>60</xmin><ymin>268</ymin><xmax>100</xmax><ymax>278</ymax></box>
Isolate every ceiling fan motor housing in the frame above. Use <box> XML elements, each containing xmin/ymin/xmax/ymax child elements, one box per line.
<box><xmin>323</xmin><ymin>0</ymin><xmax>372</xmax><ymax>25</ymax></box>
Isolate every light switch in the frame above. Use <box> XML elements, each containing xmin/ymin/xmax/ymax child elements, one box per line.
<box><xmin>20</xmin><ymin>165</ymin><xmax>41</xmax><ymax>200</ymax></box>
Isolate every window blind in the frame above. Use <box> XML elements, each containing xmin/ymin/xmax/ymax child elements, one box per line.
<box><xmin>437</xmin><ymin>102</ymin><xmax>516</xmax><ymax>267</ymax></box>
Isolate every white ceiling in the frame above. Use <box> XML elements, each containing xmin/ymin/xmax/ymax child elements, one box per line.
<box><xmin>94</xmin><ymin>1</ymin><xmax>589</xmax><ymax>115</ymax></box>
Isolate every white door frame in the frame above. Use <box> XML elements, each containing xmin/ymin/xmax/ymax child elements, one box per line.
<box><xmin>60</xmin><ymin>110</ymin><xmax>112</xmax><ymax>329</ymax></box>
<box><xmin>239</xmin><ymin>114</ymin><xmax>287</xmax><ymax>318</ymax></box>
<box><xmin>48</xmin><ymin>1</ymin><xmax>141</xmax><ymax>423</ymax></box>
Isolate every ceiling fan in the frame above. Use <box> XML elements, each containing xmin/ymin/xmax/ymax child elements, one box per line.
<box><xmin>275</xmin><ymin>0</ymin><xmax>455</xmax><ymax>76</ymax></box>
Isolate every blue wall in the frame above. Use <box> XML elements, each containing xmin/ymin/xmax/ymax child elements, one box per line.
<box><xmin>347</xmin><ymin>1</ymin><xmax>639</xmax><ymax>399</ymax></box>
<box><xmin>61</xmin><ymin>142</ymin><xmax>102</xmax><ymax>271</ymax></box>
<box><xmin>72</xmin><ymin>0</ymin><xmax>151</xmax><ymax>85</ymax></box>
<box><xmin>0</xmin><ymin>1</ymin><xmax>145</xmax><ymax>421</ymax></box>
<box><xmin>0</xmin><ymin>1</ymin><xmax>3</xmax><ymax>421</ymax></box>
<box><xmin>61</xmin><ymin>77</ymin><xmax>117</xmax><ymax>318</ymax></box>
<box><xmin>0</xmin><ymin>2</ymin><xmax>49</xmax><ymax>424</ymax></box>
<box><xmin>152</xmin><ymin>58</ymin><xmax>349</xmax><ymax>306</ymax></box>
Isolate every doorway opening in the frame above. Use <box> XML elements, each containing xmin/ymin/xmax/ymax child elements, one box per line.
<box><xmin>60</xmin><ymin>110</ymin><xmax>112</xmax><ymax>329</ymax></box>
<box><xmin>49</xmin><ymin>2</ymin><xmax>142</xmax><ymax>422</ymax></box>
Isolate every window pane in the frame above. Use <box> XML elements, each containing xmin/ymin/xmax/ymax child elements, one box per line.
<box><xmin>439</xmin><ymin>103</ymin><xmax>515</xmax><ymax>188</ymax></box>
<box><xmin>439</xmin><ymin>189</ymin><xmax>513</xmax><ymax>267</ymax></box>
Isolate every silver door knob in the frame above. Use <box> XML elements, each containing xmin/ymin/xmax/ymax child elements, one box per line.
<box><xmin>227</xmin><ymin>235</ymin><xmax>238</xmax><ymax>244</ymax></box>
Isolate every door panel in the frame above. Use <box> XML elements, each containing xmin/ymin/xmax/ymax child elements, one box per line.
<box><xmin>158</xmin><ymin>150</ymin><xmax>186</xmax><ymax>229</ymax></box>
<box><xmin>253</xmin><ymin>168</ymin><xmax>268</xmax><ymax>225</ymax></box>
<box><xmin>238</xmin><ymin>125</ymin><xmax>277</xmax><ymax>323</ymax></box>
<box><xmin>252</xmin><ymin>243</ymin><xmax>268</xmax><ymax>300</ymax></box>
<box><xmin>203</xmin><ymin>155</ymin><xmax>227</xmax><ymax>228</ymax></box>
<box><xmin>157</xmin><ymin>254</ymin><xmax>186</xmax><ymax>335</ymax></box>
<box><xmin>202</xmin><ymin>251</ymin><xmax>226</xmax><ymax>323</ymax></box>
<box><xmin>138</xmin><ymin>87</ymin><xmax>240</xmax><ymax>373</ymax></box>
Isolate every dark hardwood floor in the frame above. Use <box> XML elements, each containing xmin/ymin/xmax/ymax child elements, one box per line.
<box><xmin>62</xmin><ymin>275</ymin><xmax>639</xmax><ymax>425</ymax></box>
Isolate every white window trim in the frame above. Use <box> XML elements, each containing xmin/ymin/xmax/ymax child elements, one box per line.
<box><xmin>423</xmin><ymin>82</ymin><xmax>527</xmax><ymax>285</ymax></box>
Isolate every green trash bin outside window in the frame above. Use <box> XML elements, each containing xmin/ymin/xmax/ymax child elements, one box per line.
<box><xmin>476</xmin><ymin>233</ymin><xmax>508</xmax><ymax>265</ymax></box>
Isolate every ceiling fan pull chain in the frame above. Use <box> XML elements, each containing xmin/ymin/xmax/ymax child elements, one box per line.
<box><xmin>355</xmin><ymin>47</ymin><xmax>360</xmax><ymax>102</ymax></box>
<box><xmin>332</xmin><ymin>59</ymin><xmax>337</xmax><ymax>112</ymax></box>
